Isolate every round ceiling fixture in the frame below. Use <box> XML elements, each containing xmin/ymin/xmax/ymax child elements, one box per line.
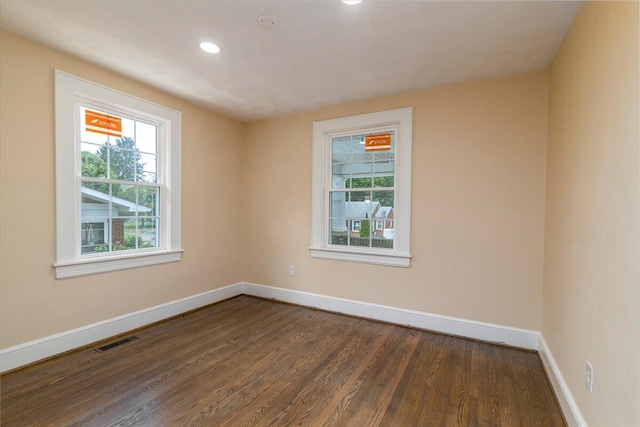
<box><xmin>200</xmin><ymin>41</ymin><xmax>221</xmax><ymax>54</ymax></box>
<box><xmin>257</xmin><ymin>14</ymin><xmax>278</xmax><ymax>29</ymax></box>
<box><xmin>341</xmin><ymin>0</ymin><xmax>363</xmax><ymax>5</ymax></box>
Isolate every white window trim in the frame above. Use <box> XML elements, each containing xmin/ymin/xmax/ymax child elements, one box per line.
<box><xmin>54</xmin><ymin>70</ymin><xmax>182</xmax><ymax>279</ymax></box>
<box><xmin>310</xmin><ymin>107</ymin><xmax>412</xmax><ymax>267</ymax></box>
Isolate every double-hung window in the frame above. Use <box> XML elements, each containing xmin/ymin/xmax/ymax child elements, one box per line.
<box><xmin>54</xmin><ymin>71</ymin><xmax>182</xmax><ymax>278</ymax></box>
<box><xmin>310</xmin><ymin>107</ymin><xmax>412</xmax><ymax>267</ymax></box>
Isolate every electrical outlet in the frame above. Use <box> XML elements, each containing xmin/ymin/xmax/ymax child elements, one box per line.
<box><xmin>289</xmin><ymin>265</ymin><xmax>295</xmax><ymax>276</ymax></box>
<box><xmin>586</xmin><ymin>361</ymin><xmax>594</xmax><ymax>393</ymax></box>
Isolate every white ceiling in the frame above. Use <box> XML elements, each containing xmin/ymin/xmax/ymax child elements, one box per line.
<box><xmin>0</xmin><ymin>0</ymin><xmax>579</xmax><ymax>122</ymax></box>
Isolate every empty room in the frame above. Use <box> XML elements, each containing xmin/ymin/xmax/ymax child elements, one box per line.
<box><xmin>0</xmin><ymin>1</ymin><xmax>638</xmax><ymax>426</ymax></box>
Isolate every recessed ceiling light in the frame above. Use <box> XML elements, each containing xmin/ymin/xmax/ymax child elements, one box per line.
<box><xmin>200</xmin><ymin>42</ymin><xmax>221</xmax><ymax>54</ymax></box>
<box><xmin>341</xmin><ymin>0</ymin><xmax>363</xmax><ymax>5</ymax></box>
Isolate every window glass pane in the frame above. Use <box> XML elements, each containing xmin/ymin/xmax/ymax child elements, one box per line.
<box><xmin>138</xmin><ymin>153</ymin><xmax>157</xmax><ymax>183</ymax></box>
<box><xmin>349</xmin><ymin>161</ymin><xmax>372</xmax><ymax>187</ymax></box>
<box><xmin>107</xmin><ymin>137</ymin><xmax>136</xmax><ymax>181</ymax></box>
<box><xmin>373</xmin><ymin>192</ymin><xmax>394</xmax><ymax>248</ymax></box>
<box><xmin>349</xmin><ymin>134</ymin><xmax>373</xmax><ymax>164</ymax></box>
<box><xmin>112</xmin><ymin>184</ymin><xmax>137</xmax><ymax>217</ymax></box>
<box><xmin>138</xmin><ymin>218</ymin><xmax>158</xmax><ymax>248</ymax></box>
<box><xmin>81</xmin><ymin>181</ymin><xmax>110</xmax><ymax>218</ymax></box>
<box><xmin>350</xmin><ymin>218</ymin><xmax>370</xmax><ymax>247</ymax></box>
<box><xmin>112</xmin><ymin>218</ymin><xmax>137</xmax><ymax>251</ymax></box>
<box><xmin>373</xmin><ymin>150</ymin><xmax>394</xmax><ymax>162</ymax></box>
<box><xmin>80</xmin><ymin>106</ymin><xmax>109</xmax><ymax>145</ymax></box>
<box><xmin>136</xmin><ymin>121</ymin><xmax>157</xmax><ymax>154</ymax></box>
<box><xmin>347</xmin><ymin>190</ymin><xmax>374</xmax><ymax>248</ymax></box>
<box><xmin>119</xmin><ymin>117</ymin><xmax>135</xmax><ymax>141</ymax></box>
<box><xmin>332</xmin><ymin>136</ymin><xmax>352</xmax><ymax>164</ymax></box>
<box><xmin>348</xmin><ymin>175</ymin><xmax>372</xmax><ymax>189</ymax></box>
<box><xmin>373</xmin><ymin>174</ymin><xmax>394</xmax><ymax>188</ymax></box>
<box><xmin>78</xmin><ymin>115</ymin><xmax>160</xmax><ymax>255</ymax></box>
<box><xmin>80</xmin><ymin>127</ymin><xmax>109</xmax><ymax>145</ymax></box>
<box><xmin>329</xmin><ymin>219</ymin><xmax>348</xmax><ymax>246</ymax></box>
<box><xmin>373</xmin><ymin>190</ymin><xmax>394</xmax><ymax>209</ymax></box>
<box><xmin>138</xmin><ymin>185</ymin><xmax>159</xmax><ymax>216</ymax></box>
<box><xmin>326</xmin><ymin>130</ymin><xmax>398</xmax><ymax>252</ymax></box>
<box><xmin>330</xmin><ymin>191</ymin><xmax>348</xmax><ymax>218</ymax></box>
<box><xmin>331</xmin><ymin>163</ymin><xmax>350</xmax><ymax>189</ymax></box>
<box><xmin>347</xmin><ymin>190</ymin><xmax>370</xmax><ymax>204</ymax></box>
<box><xmin>81</xmin><ymin>143</ymin><xmax>108</xmax><ymax>179</ymax></box>
<box><xmin>373</xmin><ymin>161</ymin><xmax>394</xmax><ymax>186</ymax></box>
<box><xmin>81</xmin><ymin>221</ymin><xmax>107</xmax><ymax>254</ymax></box>
<box><xmin>373</xmin><ymin>234</ymin><xmax>393</xmax><ymax>249</ymax></box>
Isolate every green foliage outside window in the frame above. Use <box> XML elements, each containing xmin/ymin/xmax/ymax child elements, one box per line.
<box><xmin>345</xmin><ymin>176</ymin><xmax>394</xmax><ymax>207</ymax></box>
<box><xmin>83</xmin><ymin>137</ymin><xmax>157</xmax><ymax>253</ymax></box>
<box><xmin>82</xmin><ymin>137</ymin><xmax>156</xmax><ymax>212</ymax></box>
<box><xmin>360</xmin><ymin>213</ymin><xmax>371</xmax><ymax>238</ymax></box>
<box><xmin>95</xmin><ymin>234</ymin><xmax>152</xmax><ymax>252</ymax></box>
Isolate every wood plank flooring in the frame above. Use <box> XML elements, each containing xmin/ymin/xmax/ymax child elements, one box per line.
<box><xmin>1</xmin><ymin>296</ymin><xmax>565</xmax><ymax>426</ymax></box>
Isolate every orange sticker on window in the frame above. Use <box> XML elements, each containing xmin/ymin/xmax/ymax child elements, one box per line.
<box><xmin>365</xmin><ymin>133</ymin><xmax>391</xmax><ymax>152</ymax></box>
<box><xmin>85</xmin><ymin>109</ymin><xmax>122</xmax><ymax>137</ymax></box>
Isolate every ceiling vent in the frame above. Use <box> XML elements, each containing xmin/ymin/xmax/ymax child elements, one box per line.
<box><xmin>257</xmin><ymin>14</ymin><xmax>278</xmax><ymax>29</ymax></box>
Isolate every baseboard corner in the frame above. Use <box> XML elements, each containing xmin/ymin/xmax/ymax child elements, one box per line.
<box><xmin>538</xmin><ymin>334</ymin><xmax>587</xmax><ymax>427</ymax></box>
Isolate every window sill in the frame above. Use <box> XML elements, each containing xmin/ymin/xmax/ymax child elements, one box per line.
<box><xmin>54</xmin><ymin>249</ymin><xmax>183</xmax><ymax>279</ymax></box>
<box><xmin>309</xmin><ymin>247</ymin><xmax>411</xmax><ymax>267</ymax></box>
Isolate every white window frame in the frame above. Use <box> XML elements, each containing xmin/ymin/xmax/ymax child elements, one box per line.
<box><xmin>54</xmin><ymin>70</ymin><xmax>182</xmax><ymax>279</ymax></box>
<box><xmin>310</xmin><ymin>107</ymin><xmax>412</xmax><ymax>267</ymax></box>
<box><xmin>376</xmin><ymin>220</ymin><xmax>384</xmax><ymax>231</ymax></box>
<box><xmin>352</xmin><ymin>220</ymin><xmax>362</xmax><ymax>232</ymax></box>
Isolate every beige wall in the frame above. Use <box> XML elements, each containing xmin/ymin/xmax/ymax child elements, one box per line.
<box><xmin>2</xmin><ymin>5</ymin><xmax>638</xmax><ymax>423</ymax></box>
<box><xmin>543</xmin><ymin>2</ymin><xmax>640</xmax><ymax>426</ymax></box>
<box><xmin>0</xmin><ymin>31</ymin><xmax>245</xmax><ymax>349</ymax></box>
<box><xmin>243</xmin><ymin>70</ymin><xmax>549</xmax><ymax>330</ymax></box>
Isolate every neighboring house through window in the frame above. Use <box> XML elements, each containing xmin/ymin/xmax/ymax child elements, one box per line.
<box><xmin>54</xmin><ymin>70</ymin><xmax>183</xmax><ymax>278</ymax></box>
<box><xmin>310</xmin><ymin>108</ymin><xmax>412</xmax><ymax>267</ymax></box>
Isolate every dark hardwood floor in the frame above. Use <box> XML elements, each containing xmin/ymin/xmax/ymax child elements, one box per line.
<box><xmin>1</xmin><ymin>296</ymin><xmax>565</xmax><ymax>426</ymax></box>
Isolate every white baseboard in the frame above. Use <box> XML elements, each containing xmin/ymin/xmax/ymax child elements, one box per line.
<box><xmin>0</xmin><ymin>283</ymin><xmax>244</xmax><ymax>373</ymax></box>
<box><xmin>0</xmin><ymin>281</ymin><xmax>540</xmax><ymax>374</ymax></box>
<box><xmin>1</xmin><ymin>281</ymin><xmax>580</xmax><ymax>426</ymax></box>
<box><xmin>241</xmin><ymin>282</ymin><xmax>539</xmax><ymax>350</ymax></box>
<box><xmin>538</xmin><ymin>335</ymin><xmax>587</xmax><ymax>427</ymax></box>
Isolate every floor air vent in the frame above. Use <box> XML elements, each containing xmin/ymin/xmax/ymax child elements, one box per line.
<box><xmin>95</xmin><ymin>336</ymin><xmax>139</xmax><ymax>353</ymax></box>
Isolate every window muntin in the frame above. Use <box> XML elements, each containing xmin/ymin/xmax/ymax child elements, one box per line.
<box><xmin>79</xmin><ymin>105</ymin><xmax>160</xmax><ymax>255</ymax></box>
<box><xmin>329</xmin><ymin>130</ymin><xmax>396</xmax><ymax>250</ymax></box>
<box><xmin>310</xmin><ymin>107</ymin><xmax>412</xmax><ymax>267</ymax></box>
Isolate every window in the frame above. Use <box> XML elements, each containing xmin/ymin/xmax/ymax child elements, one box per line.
<box><xmin>311</xmin><ymin>108</ymin><xmax>412</xmax><ymax>267</ymax></box>
<box><xmin>54</xmin><ymin>71</ymin><xmax>182</xmax><ymax>278</ymax></box>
